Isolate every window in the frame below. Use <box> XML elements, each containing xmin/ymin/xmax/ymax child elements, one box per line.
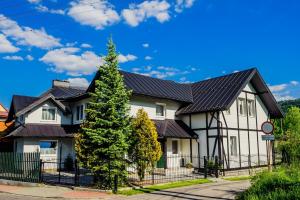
<box><xmin>76</xmin><ymin>105</ymin><xmax>84</xmax><ymax>121</ymax></box>
<box><xmin>19</xmin><ymin>115</ymin><xmax>24</xmax><ymax>122</ymax></box>
<box><xmin>230</xmin><ymin>136</ymin><xmax>237</xmax><ymax>156</ymax></box>
<box><xmin>172</xmin><ymin>140</ymin><xmax>178</xmax><ymax>154</ymax></box>
<box><xmin>42</xmin><ymin>108</ymin><xmax>56</xmax><ymax>121</ymax></box>
<box><xmin>39</xmin><ymin>141</ymin><xmax>57</xmax><ymax>155</ymax></box>
<box><xmin>156</xmin><ymin>104</ymin><xmax>165</xmax><ymax>117</ymax></box>
<box><xmin>247</xmin><ymin>100</ymin><xmax>255</xmax><ymax>117</ymax></box>
<box><xmin>238</xmin><ymin>98</ymin><xmax>246</xmax><ymax>116</ymax></box>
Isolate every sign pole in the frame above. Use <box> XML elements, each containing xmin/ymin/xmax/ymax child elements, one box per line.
<box><xmin>261</xmin><ymin>121</ymin><xmax>275</xmax><ymax>172</ymax></box>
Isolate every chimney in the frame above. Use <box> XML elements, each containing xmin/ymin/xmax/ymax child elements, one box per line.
<box><xmin>52</xmin><ymin>80</ymin><xmax>70</xmax><ymax>88</ymax></box>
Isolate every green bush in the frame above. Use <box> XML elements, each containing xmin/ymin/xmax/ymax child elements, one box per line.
<box><xmin>64</xmin><ymin>154</ymin><xmax>74</xmax><ymax>171</ymax></box>
<box><xmin>237</xmin><ymin>165</ymin><xmax>300</xmax><ymax>200</ymax></box>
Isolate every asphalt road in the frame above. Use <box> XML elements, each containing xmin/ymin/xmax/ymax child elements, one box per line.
<box><xmin>0</xmin><ymin>180</ymin><xmax>250</xmax><ymax>200</ymax></box>
<box><xmin>120</xmin><ymin>180</ymin><xmax>251</xmax><ymax>200</ymax></box>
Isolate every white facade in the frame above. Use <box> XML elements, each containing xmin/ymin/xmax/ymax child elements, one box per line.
<box><xmin>12</xmin><ymin>80</ymin><xmax>275</xmax><ymax>170</ymax></box>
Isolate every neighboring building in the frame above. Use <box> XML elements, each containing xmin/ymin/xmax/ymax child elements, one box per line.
<box><xmin>0</xmin><ymin>103</ymin><xmax>13</xmax><ymax>151</ymax></box>
<box><xmin>4</xmin><ymin>68</ymin><xmax>283</xmax><ymax>170</ymax></box>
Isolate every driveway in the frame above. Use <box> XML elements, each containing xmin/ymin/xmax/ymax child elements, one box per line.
<box><xmin>118</xmin><ymin>180</ymin><xmax>251</xmax><ymax>200</ymax></box>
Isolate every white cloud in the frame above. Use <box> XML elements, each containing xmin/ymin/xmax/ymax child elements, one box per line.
<box><xmin>67</xmin><ymin>77</ymin><xmax>90</xmax><ymax>88</ymax></box>
<box><xmin>118</xmin><ymin>54</ymin><xmax>137</xmax><ymax>63</ymax></box>
<box><xmin>3</xmin><ymin>55</ymin><xmax>23</xmax><ymax>61</ymax></box>
<box><xmin>26</xmin><ymin>55</ymin><xmax>34</xmax><ymax>61</ymax></box>
<box><xmin>81</xmin><ymin>43</ymin><xmax>92</xmax><ymax>48</ymax></box>
<box><xmin>122</xmin><ymin>0</ymin><xmax>171</xmax><ymax>27</ymax></box>
<box><xmin>143</xmin><ymin>43</ymin><xmax>149</xmax><ymax>48</ymax></box>
<box><xmin>269</xmin><ymin>84</ymin><xmax>288</xmax><ymax>92</ymax></box>
<box><xmin>27</xmin><ymin>0</ymin><xmax>42</xmax><ymax>3</ymax></box>
<box><xmin>290</xmin><ymin>81</ymin><xmax>299</xmax><ymax>86</ymax></box>
<box><xmin>35</xmin><ymin>5</ymin><xmax>65</xmax><ymax>15</ymax></box>
<box><xmin>40</xmin><ymin>47</ymin><xmax>102</xmax><ymax>76</ymax></box>
<box><xmin>137</xmin><ymin>65</ymin><xmax>190</xmax><ymax>79</ymax></box>
<box><xmin>273</xmin><ymin>94</ymin><xmax>295</xmax><ymax>101</ymax></box>
<box><xmin>175</xmin><ymin>0</ymin><xmax>195</xmax><ymax>13</ymax></box>
<box><xmin>0</xmin><ymin>34</ymin><xmax>20</xmax><ymax>53</ymax></box>
<box><xmin>145</xmin><ymin>56</ymin><xmax>152</xmax><ymax>60</ymax></box>
<box><xmin>68</xmin><ymin>0</ymin><xmax>120</xmax><ymax>30</ymax></box>
<box><xmin>0</xmin><ymin>14</ymin><xmax>61</xmax><ymax>49</ymax></box>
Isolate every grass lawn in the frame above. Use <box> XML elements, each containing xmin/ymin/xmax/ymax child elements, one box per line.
<box><xmin>223</xmin><ymin>176</ymin><xmax>251</xmax><ymax>181</ymax></box>
<box><xmin>118</xmin><ymin>179</ymin><xmax>212</xmax><ymax>196</ymax></box>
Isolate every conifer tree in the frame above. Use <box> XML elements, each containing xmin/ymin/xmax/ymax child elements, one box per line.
<box><xmin>75</xmin><ymin>38</ymin><xmax>132</xmax><ymax>189</ymax></box>
<box><xmin>130</xmin><ymin>109</ymin><xmax>162</xmax><ymax>181</ymax></box>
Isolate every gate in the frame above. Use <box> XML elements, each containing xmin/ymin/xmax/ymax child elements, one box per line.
<box><xmin>0</xmin><ymin>152</ymin><xmax>41</xmax><ymax>183</ymax></box>
<box><xmin>41</xmin><ymin>160</ymin><xmax>94</xmax><ymax>186</ymax></box>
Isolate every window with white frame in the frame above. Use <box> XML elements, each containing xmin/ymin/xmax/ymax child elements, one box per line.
<box><xmin>247</xmin><ymin>100</ymin><xmax>255</xmax><ymax>117</ymax></box>
<box><xmin>39</xmin><ymin>141</ymin><xmax>57</xmax><ymax>155</ymax></box>
<box><xmin>76</xmin><ymin>105</ymin><xmax>84</xmax><ymax>121</ymax></box>
<box><xmin>42</xmin><ymin>107</ymin><xmax>56</xmax><ymax>121</ymax></box>
<box><xmin>230</xmin><ymin>136</ymin><xmax>237</xmax><ymax>156</ymax></box>
<box><xmin>156</xmin><ymin>104</ymin><xmax>165</xmax><ymax>117</ymax></box>
<box><xmin>238</xmin><ymin>98</ymin><xmax>246</xmax><ymax>116</ymax></box>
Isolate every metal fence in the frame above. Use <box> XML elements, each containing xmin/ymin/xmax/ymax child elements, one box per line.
<box><xmin>0</xmin><ymin>152</ymin><xmax>41</xmax><ymax>183</ymax></box>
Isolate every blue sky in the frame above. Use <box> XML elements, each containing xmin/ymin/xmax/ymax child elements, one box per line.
<box><xmin>0</xmin><ymin>0</ymin><xmax>299</xmax><ymax>108</ymax></box>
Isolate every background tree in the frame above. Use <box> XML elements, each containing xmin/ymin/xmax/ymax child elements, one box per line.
<box><xmin>276</xmin><ymin>107</ymin><xmax>300</xmax><ymax>163</ymax></box>
<box><xmin>130</xmin><ymin>109</ymin><xmax>162</xmax><ymax>181</ymax></box>
<box><xmin>75</xmin><ymin>38</ymin><xmax>132</xmax><ymax>189</ymax></box>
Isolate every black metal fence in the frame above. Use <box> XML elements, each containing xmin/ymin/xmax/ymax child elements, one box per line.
<box><xmin>0</xmin><ymin>152</ymin><xmax>41</xmax><ymax>183</ymax></box>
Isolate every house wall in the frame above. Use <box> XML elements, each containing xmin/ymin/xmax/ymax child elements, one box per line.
<box><xmin>14</xmin><ymin>137</ymin><xmax>75</xmax><ymax>162</ymax></box>
<box><xmin>24</xmin><ymin>101</ymin><xmax>71</xmax><ymax>125</ymax></box>
<box><xmin>179</xmin><ymin>83</ymin><xmax>270</xmax><ymax>169</ymax></box>
<box><xmin>130</xmin><ymin>95</ymin><xmax>180</xmax><ymax>120</ymax></box>
<box><xmin>71</xmin><ymin>98</ymin><xmax>90</xmax><ymax>125</ymax></box>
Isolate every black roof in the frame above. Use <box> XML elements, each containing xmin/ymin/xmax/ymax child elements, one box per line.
<box><xmin>12</xmin><ymin>95</ymin><xmax>39</xmax><ymax>113</ymax></box>
<box><xmin>177</xmin><ymin>68</ymin><xmax>255</xmax><ymax>114</ymax></box>
<box><xmin>6</xmin><ymin>124</ymin><xmax>77</xmax><ymax>138</ymax></box>
<box><xmin>41</xmin><ymin>86</ymin><xmax>86</xmax><ymax>99</ymax></box>
<box><xmin>154</xmin><ymin>119</ymin><xmax>198</xmax><ymax>139</ymax></box>
<box><xmin>87</xmin><ymin>70</ymin><xmax>194</xmax><ymax>103</ymax></box>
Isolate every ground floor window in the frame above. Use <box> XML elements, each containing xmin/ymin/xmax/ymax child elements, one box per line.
<box><xmin>40</xmin><ymin>141</ymin><xmax>57</xmax><ymax>155</ymax></box>
<box><xmin>230</xmin><ymin>136</ymin><xmax>237</xmax><ymax>156</ymax></box>
<box><xmin>172</xmin><ymin>140</ymin><xmax>178</xmax><ymax>154</ymax></box>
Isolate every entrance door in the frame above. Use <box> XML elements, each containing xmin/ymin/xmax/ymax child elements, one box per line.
<box><xmin>170</xmin><ymin>140</ymin><xmax>180</xmax><ymax>168</ymax></box>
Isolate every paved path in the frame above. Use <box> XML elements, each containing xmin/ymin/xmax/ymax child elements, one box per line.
<box><xmin>0</xmin><ymin>180</ymin><xmax>250</xmax><ymax>200</ymax></box>
<box><xmin>118</xmin><ymin>180</ymin><xmax>250</xmax><ymax>200</ymax></box>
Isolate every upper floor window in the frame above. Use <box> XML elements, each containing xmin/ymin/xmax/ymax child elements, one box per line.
<box><xmin>238</xmin><ymin>98</ymin><xmax>246</xmax><ymax>116</ymax></box>
<box><xmin>42</xmin><ymin>107</ymin><xmax>56</xmax><ymax>121</ymax></box>
<box><xmin>156</xmin><ymin>104</ymin><xmax>165</xmax><ymax>117</ymax></box>
<box><xmin>76</xmin><ymin>105</ymin><xmax>84</xmax><ymax>121</ymax></box>
<box><xmin>247</xmin><ymin>100</ymin><xmax>255</xmax><ymax>117</ymax></box>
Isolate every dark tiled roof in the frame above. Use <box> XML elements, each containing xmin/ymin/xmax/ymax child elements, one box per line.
<box><xmin>153</xmin><ymin>119</ymin><xmax>198</xmax><ymax>139</ymax></box>
<box><xmin>12</xmin><ymin>95</ymin><xmax>39</xmax><ymax>113</ymax></box>
<box><xmin>88</xmin><ymin>70</ymin><xmax>193</xmax><ymax>103</ymax></box>
<box><xmin>41</xmin><ymin>86</ymin><xmax>86</xmax><ymax>99</ymax></box>
<box><xmin>6</xmin><ymin>124</ymin><xmax>76</xmax><ymax>138</ymax></box>
<box><xmin>177</xmin><ymin>68</ymin><xmax>256</xmax><ymax>114</ymax></box>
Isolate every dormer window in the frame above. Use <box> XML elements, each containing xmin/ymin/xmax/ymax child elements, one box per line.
<box><xmin>156</xmin><ymin>103</ymin><xmax>165</xmax><ymax>117</ymax></box>
<box><xmin>76</xmin><ymin>105</ymin><xmax>84</xmax><ymax>121</ymax></box>
<box><xmin>42</xmin><ymin>107</ymin><xmax>56</xmax><ymax>121</ymax></box>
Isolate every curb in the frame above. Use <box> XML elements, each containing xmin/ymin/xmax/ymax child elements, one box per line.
<box><xmin>0</xmin><ymin>179</ymin><xmax>40</xmax><ymax>187</ymax></box>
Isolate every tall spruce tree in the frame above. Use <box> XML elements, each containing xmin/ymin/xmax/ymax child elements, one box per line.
<box><xmin>130</xmin><ymin>109</ymin><xmax>162</xmax><ymax>181</ymax></box>
<box><xmin>75</xmin><ymin>39</ymin><xmax>132</xmax><ymax>189</ymax></box>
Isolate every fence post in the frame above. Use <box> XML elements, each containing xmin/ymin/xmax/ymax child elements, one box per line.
<box><xmin>248</xmin><ymin>155</ymin><xmax>251</xmax><ymax>175</ymax></box>
<box><xmin>74</xmin><ymin>159</ymin><xmax>78</xmax><ymax>186</ymax></box>
<box><xmin>204</xmin><ymin>156</ymin><xmax>207</xmax><ymax>179</ymax></box>
<box><xmin>152</xmin><ymin>165</ymin><xmax>155</xmax><ymax>185</ymax></box>
<box><xmin>39</xmin><ymin>159</ymin><xmax>43</xmax><ymax>182</ymax></box>
<box><xmin>214</xmin><ymin>156</ymin><xmax>219</xmax><ymax>178</ymax></box>
<box><xmin>113</xmin><ymin>174</ymin><xmax>118</xmax><ymax>194</ymax></box>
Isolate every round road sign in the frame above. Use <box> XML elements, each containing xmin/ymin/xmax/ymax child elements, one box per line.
<box><xmin>261</xmin><ymin>121</ymin><xmax>274</xmax><ymax>134</ymax></box>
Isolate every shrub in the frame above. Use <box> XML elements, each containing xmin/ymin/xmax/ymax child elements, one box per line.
<box><xmin>185</xmin><ymin>163</ymin><xmax>193</xmax><ymax>169</ymax></box>
<box><xmin>237</xmin><ymin>165</ymin><xmax>300</xmax><ymax>200</ymax></box>
<box><xmin>64</xmin><ymin>154</ymin><xmax>74</xmax><ymax>171</ymax></box>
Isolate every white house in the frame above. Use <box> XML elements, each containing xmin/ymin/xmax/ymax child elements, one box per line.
<box><xmin>4</xmin><ymin>68</ymin><xmax>283</xmax><ymax>171</ymax></box>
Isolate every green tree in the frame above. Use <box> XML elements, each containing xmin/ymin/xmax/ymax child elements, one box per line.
<box><xmin>130</xmin><ymin>109</ymin><xmax>162</xmax><ymax>181</ymax></box>
<box><xmin>277</xmin><ymin>107</ymin><xmax>300</xmax><ymax>163</ymax></box>
<box><xmin>75</xmin><ymin>38</ymin><xmax>132</xmax><ymax>189</ymax></box>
